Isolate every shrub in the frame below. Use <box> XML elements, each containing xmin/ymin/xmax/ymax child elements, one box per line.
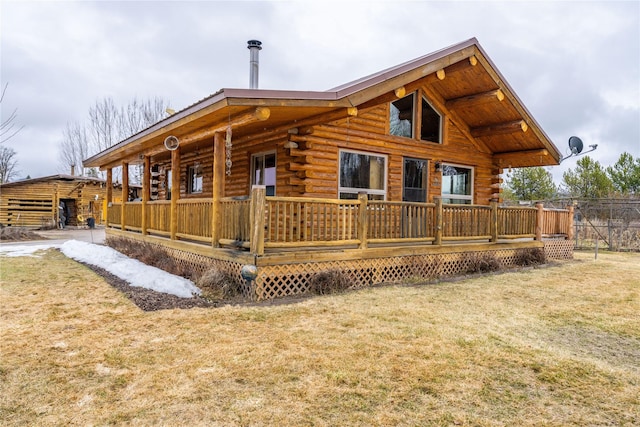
<box><xmin>105</xmin><ymin>237</ymin><xmax>195</xmax><ymax>279</ymax></box>
<box><xmin>513</xmin><ymin>248</ymin><xmax>546</xmax><ymax>266</ymax></box>
<box><xmin>309</xmin><ymin>269</ymin><xmax>351</xmax><ymax>295</ymax></box>
<box><xmin>196</xmin><ymin>268</ymin><xmax>240</xmax><ymax>300</ymax></box>
<box><xmin>464</xmin><ymin>252</ymin><xmax>502</xmax><ymax>274</ymax></box>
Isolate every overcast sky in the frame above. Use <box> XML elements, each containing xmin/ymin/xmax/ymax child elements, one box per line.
<box><xmin>1</xmin><ymin>0</ymin><xmax>638</xmax><ymax>186</ymax></box>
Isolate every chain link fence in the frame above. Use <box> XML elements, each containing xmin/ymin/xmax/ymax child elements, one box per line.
<box><xmin>541</xmin><ymin>197</ymin><xmax>640</xmax><ymax>252</ymax></box>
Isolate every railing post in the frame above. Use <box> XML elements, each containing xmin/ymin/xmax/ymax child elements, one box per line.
<box><xmin>535</xmin><ymin>203</ymin><xmax>544</xmax><ymax>241</ymax></box>
<box><xmin>567</xmin><ymin>205</ymin><xmax>575</xmax><ymax>241</ymax></box>
<box><xmin>358</xmin><ymin>192</ymin><xmax>368</xmax><ymax>250</ymax></box>
<box><xmin>250</xmin><ymin>186</ymin><xmax>266</xmax><ymax>256</ymax></box>
<box><xmin>170</xmin><ymin>148</ymin><xmax>180</xmax><ymax>240</ymax></box>
<box><xmin>121</xmin><ymin>162</ymin><xmax>128</xmax><ymax>231</ymax></box>
<box><xmin>490</xmin><ymin>200</ymin><xmax>498</xmax><ymax>242</ymax></box>
<box><xmin>141</xmin><ymin>155</ymin><xmax>150</xmax><ymax>235</ymax></box>
<box><xmin>212</xmin><ymin>132</ymin><xmax>225</xmax><ymax>247</ymax></box>
<box><xmin>105</xmin><ymin>168</ymin><xmax>112</xmax><ymax>225</ymax></box>
<box><xmin>434</xmin><ymin>196</ymin><xmax>442</xmax><ymax>245</ymax></box>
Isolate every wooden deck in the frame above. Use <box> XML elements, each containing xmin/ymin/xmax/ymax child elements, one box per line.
<box><xmin>104</xmin><ymin>188</ymin><xmax>574</xmax><ymax>300</ymax></box>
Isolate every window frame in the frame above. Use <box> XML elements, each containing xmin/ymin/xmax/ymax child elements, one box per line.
<box><xmin>338</xmin><ymin>149</ymin><xmax>388</xmax><ymax>200</ymax></box>
<box><xmin>251</xmin><ymin>151</ymin><xmax>277</xmax><ymax>196</ymax></box>
<box><xmin>402</xmin><ymin>157</ymin><xmax>429</xmax><ymax>203</ymax></box>
<box><xmin>389</xmin><ymin>91</ymin><xmax>442</xmax><ymax>144</ymax></box>
<box><xmin>440</xmin><ymin>162</ymin><xmax>474</xmax><ymax>204</ymax></box>
<box><xmin>187</xmin><ymin>164</ymin><xmax>203</xmax><ymax>194</ymax></box>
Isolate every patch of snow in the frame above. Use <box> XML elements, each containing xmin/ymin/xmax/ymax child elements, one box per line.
<box><xmin>0</xmin><ymin>244</ymin><xmax>60</xmax><ymax>257</ymax></box>
<box><xmin>59</xmin><ymin>240</ymin><xmax>201</xmax><ymax>298</ymax></box>
<box><xmin>0</xmin><ymin>240</ymin><xmax>200</xmax><ymax>298</ymax></box>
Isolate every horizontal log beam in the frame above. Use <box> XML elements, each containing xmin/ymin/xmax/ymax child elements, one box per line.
<box><xmin>180</xmin><ymin>107</ymin><xmax>270</xmax><ymax>145</ymax></box>
<box><xmin>471</xmin><ymin>120</ymin><xmax>528</xmax><ymax>138</ymax></box>
<box><xmin>445</xmin><ymin>89</ymin><xmax>504</xmax><ymax>110</ymax></box>
<box><xmin>494</xmin><ymin>149</ymin><xmax>549</xmax><ymax>167</ymax></box>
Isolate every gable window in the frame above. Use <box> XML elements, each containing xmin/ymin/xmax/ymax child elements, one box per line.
<box><xmin>441</xmin><ymin>163</ymin><xmax>473</xmax><ymax>204</ymax></box>
<box><xmin>339</xmin><ymin>150</ymin><xmax>387</xmax><ymax>200</ymax></box>
<box><xmin>403</xmin><ymin>158</ymin><xmax>428</xmax><ymax>202</ymax></box>
<box><xmin>188</xmin><ymin>164</ymin><xmax>203</xmax><ymax>194</ymax></box>
<box><xmin>390</xmin><ymin>93</ymin><xmax>414</xmax><ymax>138</ymax></box>
<box><xmin>251</xmin><ymin>152</ymin><xmax>276</xmax><ymax>196</ymax></box>
<box><xmin>390</xmin><ymin>92</ymin><xmax>442</xmax><ymax>143</ymax></box>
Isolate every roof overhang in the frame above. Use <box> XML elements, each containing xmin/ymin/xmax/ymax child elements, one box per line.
<box><xmin>84</xmin><ymin>38</ymin><xmax>561</xmax><ymax>170</ymax></box>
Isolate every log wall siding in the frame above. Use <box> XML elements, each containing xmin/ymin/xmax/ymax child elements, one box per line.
<box><xmin>0</xmin><ymin>180</ymin><xmax>107</xmax><ymax>228</ymax></box>
<box><xmin>154</xmin><ymin>89</ymin><xmax>496</xmax><ymax>204</ymax></box>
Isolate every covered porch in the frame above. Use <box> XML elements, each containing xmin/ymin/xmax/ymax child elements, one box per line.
<box><xmin>105</xmin><ymin>187</ymin><xmax>574</xmax><ymax>299</ymax></box>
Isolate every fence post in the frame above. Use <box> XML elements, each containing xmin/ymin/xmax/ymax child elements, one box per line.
<box><xmin>250</xmin><ymin>186</ymin><xmax>266</xmax><ymax>256</ymax></box>
<box><xmin>490</xmin><ymin>200</ymin><xmax>498</xmax><ymax>242</ymax></box>
<box><xmin>121</xmin><ymin>162</ymin><xmax>128</xmax><ymax>232</ymax></box>
<box><xmin>567</xmin><ymin>205</ymin><xmax>575</xmax><ymax>241</ymax></box>
<box><xmin>358</xmin><ymin>192</ymin><xmax>368</xmax><ymax>250</ymax></box>
<box><xmin>535</xmin><ymin>203</ymin><xmax>544</xmax><ymax>241</ymax></box>
<box><xmin>434</xmin><ymin>196</ymin><xmax>442</xmax><ymax>245</ymax></box>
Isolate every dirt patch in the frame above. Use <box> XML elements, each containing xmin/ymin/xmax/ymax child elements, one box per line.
<box><xmin>0</xmin><ymin>227</ymin><xmax>46</xmax><ymax>241</ymax></box>
<box><xmin>82</xmin><ymin>263</ymin><xmax>219</xmax><ymax>311</ymax></box>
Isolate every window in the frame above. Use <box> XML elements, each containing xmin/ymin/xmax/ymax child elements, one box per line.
<box><xmin>420</xmin><ymin>97</ymin><xmax>441</xmax><ymax>143</ymax></box>
<box><xmin>251</xmin><ymin>152</ymin><xmax>276</xmax><ymax>196</ymax></box>
<box><xmin>165</xmin><ymin>169</ymin><xmax>172</xmax><ymax>200</ymax></box>
<box><xmin>339</xmin><ymin>150</ymin><xmax>387</xmax><ymax>200</ymax></box>
<box><xmin>390</xmin><ymin>93</ymin><xmax>414</xmax><ymax>138</ymax></box>
<box><xmin>389</xmin><ymin>92</ymin><xmax>441</xmax><ymax>143</ymax></box>
<box><xmin>403</xmin><ymin>158</ymin><xmax>428</xmax><ymax>202</ymax></box>
<box><xmin>188</xmin><ymin>164</ymin><xmax>203</xmax><ymax>194</ymax></box>
<box><xmin>441</xmin><ymin>164</ymin><xmax>473</xmax><ymax>204</ymax></box>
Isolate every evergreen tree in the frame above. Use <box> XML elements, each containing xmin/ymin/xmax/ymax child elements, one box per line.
<box><xmin>505</xmin><ymin>167</ymin><xmax>557</xmax><ymax>201</ymax></box>
<box><xmin>562</xmin><ymin>156</ymin><xmax>613</xmax><ymax>199</ymax></box>
<box><xmin>606</xmin><ymin>152</ymin><xmax>640</xmax><ymax>195</ymax></box>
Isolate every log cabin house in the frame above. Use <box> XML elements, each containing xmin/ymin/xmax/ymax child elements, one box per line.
<box><xmin>83</xmin><ymin>38</ymin><xmax>574</xmax><ymax>300</ymax></box>
<box><xmin>0</xmin><ymin>174</ymin><xmax>138</xmax><ymax>229</ymax></box>
<box><xmin>0</xmin><ymin>174</ymin><xmax>108</xmax><ymax>228</ymax></box>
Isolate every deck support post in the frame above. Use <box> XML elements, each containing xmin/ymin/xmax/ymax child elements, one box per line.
<box><xmin>567</xmin><ymin>205</ymin><xmax>575</xmax><ymax>241</ymax></box>
<box><xmin>434</xmin><ymin>197</ymin><xmax>442</xmax><ymax>245</ymax></box>
<box><xmin>141</xmin><ymin>155</ymin><xmax>150</xmax><ymax>235</ymax></box>
<box><xmin>358</xmin><ymin>193</ymin><xmax>368</xmax><ymax>250</ymax></box>
<box><xmin>250</xmin><ymin>186</ymin><xmax>266</xmax><ymax>256</ymax></box>
<box><xmin>105</xmin><ymin>168</ymin><xmax>112</xmax><ymax>226</ymax></box>
<box><xmin>535</xmin><ymin>203</ymin><xmax>544</xmax><ymax>241</ymax></box>
<box><xmin>212</xmin><ymin>132</ymin><xmax>225</xmax><ymax>248</ymax></box>
<box><xmin>121</xmin><ymin>162</ymin><xmax>128</xmax><ymax>231</ymax></box>
<box><xmin>490</xmin><ymin>200</ymin><xmax>498</xmax><ymax>242</ymax></box>
<box><xmin>170</xmin><ymin>148</ymin><xmax>180</xmax><ymax>240</ymax></box>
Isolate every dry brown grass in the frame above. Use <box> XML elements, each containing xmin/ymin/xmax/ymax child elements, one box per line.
<box><xmin>1</xmin><ymin>249</ymin><xmax>639</xmax><ymax>426</ymax></box>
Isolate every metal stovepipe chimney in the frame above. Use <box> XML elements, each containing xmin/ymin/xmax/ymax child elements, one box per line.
<box><xmin>247</xmin><ymin>40</ymin><xmax>262</xmax><ymax>89</ymax></box>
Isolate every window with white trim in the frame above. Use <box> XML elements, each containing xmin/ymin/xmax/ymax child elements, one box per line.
<box><xmin>187</xmin><ymin>164</ymin><xmax>203</xmax><ymax>194</ymax></box>
<box><xmin>441</xmin><ymin>163</ymin><xmax>473</xmax><ymax>204</ymax></box>
<box><xmin>403</xmin><ymin>158</ymin><xmax>428</xmax><ymax>202</ymax></box>
<box><xmin>339</xmin><ymin>150</ymin><xmax>387</xmax><ymax>200</ymax></box>
<box><xmin>251</xmin><ymin>152</ymin><xmax>276</xmax><ymax>196</ymax></box>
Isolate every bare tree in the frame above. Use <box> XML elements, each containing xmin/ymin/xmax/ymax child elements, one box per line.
<box><xmin>58</xmin><ymin>120</ymin><xmax>89</xmax><ymax>176</ymax></box>
<box><xmin>0</xmin><ymin>145</ymin><xmax>19</xmax><ymax>183</ymax></box>
<box><xmin>0</xmin><ymin>83</ymin><xmax>25</xmax><ymax>145</ymax></box>
<box><xmin>59</xmin><ymin>96</ymin><xmax>170</xmax><ymax>183</ymax></box>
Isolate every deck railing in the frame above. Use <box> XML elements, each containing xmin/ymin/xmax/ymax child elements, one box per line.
<box><xmin>146</xmin><ymin>201</ymin><xmax>171</xmax><ymax>236</ymax></box>
<box><xmin>110</xmin><ymin>188</ymin><xmax>573</xmax><ymax>254</ymax></box>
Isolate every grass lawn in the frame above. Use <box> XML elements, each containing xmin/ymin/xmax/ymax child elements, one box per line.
<box><xmin>1</xmin><ymin>249</ymin><xmax>638</xmax><ymax>426</ymax></box>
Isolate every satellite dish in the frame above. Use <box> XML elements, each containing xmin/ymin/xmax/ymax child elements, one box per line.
<box><xmin>164</xmin><ymin>135</ymin><xmax>179</xmax><ymax>151</ymax></box>
<box><xmin>568</xmin><ymin>136</ymin><xmax>583</xmax><ymax>155</ymax></box>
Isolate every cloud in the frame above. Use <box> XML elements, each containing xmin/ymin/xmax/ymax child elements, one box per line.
<box><xmin>1</xmin><ymin>0</ymin><xmax>638</xmax><ymax>186</ymax></box>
